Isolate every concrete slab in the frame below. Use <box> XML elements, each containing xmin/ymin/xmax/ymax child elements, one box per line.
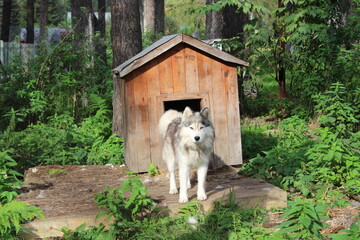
<box><xmin>18</xmin><ymin>165</ymin><xmax>287</xmax><ymax>239</ymax></box>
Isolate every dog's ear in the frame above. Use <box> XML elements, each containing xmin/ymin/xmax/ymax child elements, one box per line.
<box><xmin>201</xmin><ymin>108</ymin><xmax>210</xmax><ymax>119</ymax></box>
<box><xmin>182</xmin><ymin>107</ymin><xmax>193</xmax><ymax>120</ymax></box>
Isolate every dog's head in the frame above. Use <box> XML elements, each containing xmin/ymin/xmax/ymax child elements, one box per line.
<box><xmin>181</xmin><ymin>107</ymin><xmax>213</xmax><ymax>143</ymax></box>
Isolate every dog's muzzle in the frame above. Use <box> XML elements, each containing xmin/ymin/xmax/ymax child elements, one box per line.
<box><xmin>194</xmin><ymin>136</ymin><xmax>200</xmax><ymax>142</ymax></box>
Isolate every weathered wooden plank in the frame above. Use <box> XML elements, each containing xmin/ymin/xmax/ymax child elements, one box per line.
<box><xmin>211</xmin><ymin>60</ymin><xmax>230</xmax><ymax>168</ymax></box>
<box><xmin>158</xmin><ymin>54</ymin><xmax>174</xmax><ymax>94</ymax></box>
<box><xmin>224</xmin><ymin>65</ymin><xmax>243</xmax><ymax>165</ymax></box>
<box><xmin>197</xmin><ymin>52</ymin><xmax>212</xmax><ymax>92</ymax></box>
<box><xmin>185</xmin><ymin>47</ymin><xmax>199</xmax><ymax>92</ymax></box>
<box><xmin>124</xmin><ymin>77</ymin><xmax>137</xmax><ymax>172</ymax></box>
<box><xmin>171</xmin><ymin>47</ymin><xmax>186</xmax><ymax>93</ymax></box>
<box><xmin>196</xmin><ymin>52</ymin><xmax>216</xmax><ymax>166</ymax></box>
<box><xmin>132</xmin><ymin>70</ymin><xmax>151</xmax><ymax>173</ymax></box>
<box><xmin>146</xmin><ymin>61</ymin><xmax>165</xmax><ymax>170</ymax></box>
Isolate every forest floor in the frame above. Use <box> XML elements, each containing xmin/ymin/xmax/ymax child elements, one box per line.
<box><xmin>17</xmin><ymin>164</ymin><xmax>359</xmax><ymax>237</ymax></box>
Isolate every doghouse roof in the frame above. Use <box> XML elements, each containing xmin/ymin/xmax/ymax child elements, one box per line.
<box><xmin>113</xmin><ymin>33</ymin><xmax>249</xmax><ymax>78</ymax></box>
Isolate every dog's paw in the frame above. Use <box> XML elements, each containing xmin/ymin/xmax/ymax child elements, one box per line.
<box><xmin>197</xmin><ymin>193</ymin><xmax>207</xmax><ymax>201</ymax></box>
<box><xmin>169</xmin><ymin>188</ymin><xmax>178</xmax><ymax>194</ymax></box>
<box><xmin>179</xmin><ymin>196</ymin><xmax>189</xmax><ymax>204</ymax></box>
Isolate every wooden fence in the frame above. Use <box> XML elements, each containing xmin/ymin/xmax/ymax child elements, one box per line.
<box><xmin>0</xmin><ymin>41</ymin><xmax>38</xmax><ymax>66</ymax></box>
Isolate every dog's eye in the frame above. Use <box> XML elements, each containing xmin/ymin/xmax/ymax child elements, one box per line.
<box><xmin>190</xmin><ymin>127</ymin><xmax>194</xmax><ymax>130</ymax></box>
<box><xmin>200</xmin><ymin>127</ymin><xmax>204</xmax><ymax>129</ymax></box>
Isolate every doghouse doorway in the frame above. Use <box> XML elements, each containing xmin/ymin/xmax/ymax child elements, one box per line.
<box><xmin>157</xmin><ymin>92</ymin><xmax>210</xmax><ymax>117</ymax></box>
<box><xmin>164</xmin><ymin>99</ymin><xmax>201</xmax><ymax>112</ymax></box>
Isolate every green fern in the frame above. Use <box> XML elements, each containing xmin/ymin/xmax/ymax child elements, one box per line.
<box><xmin>0</xmin><ymin>201</ymin><xmax>45</xmax><ymax>238</ymax></box>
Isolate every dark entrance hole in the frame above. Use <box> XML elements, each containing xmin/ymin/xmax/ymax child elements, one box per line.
<box><xmin>164</xmin><ymin>99</ymin><xmax>201</xmax><ymax>112</ymax></box>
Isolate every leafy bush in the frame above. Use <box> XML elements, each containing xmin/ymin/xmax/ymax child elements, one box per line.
<box><xmin>313</xmin><ymin>82</ymin><xmax>359</xmax><ymax>136</ymax></box>
<box><xmin>303</xmin><ymin>129</ymin><xmax>360</xmax><ymax>196</ymax></box>
<box><xmin>329</xmin><ymin>219</ymin><xmax>360</xmax><ymax>240</ymax></box>
<box><xmin>0</xmin><ymin>150</ymin><xmax>23</xmax><ymax>204</ymax></box>
<box><xmin>240</xmin><ymin>116</ymin><xmax>313</xmax><ymax>189</ymax></box>
<box><xmin>0</xmin><ymin>113</ymin><xmax>45</xmax><ymax>239</ymax></box>
<box><xmin>277</xmin><ymin>197</ymin><xmax>328</xmax><ymax>240</ymax></box>
<box><xmin>63</xmin><ymin>173</ymin><xmax>157</xmax><ymax>239</ymax></box>
<box><xmin>0</xmin><ymin>38</ymin><xmax>113</xmax><ymax>131</ymax></box>
<box><xmin>241</xmin><ymin>123</ymin><xmax>277</xmax><ymax>162</ymax></box>
<box><xmin>0</xmin><ymin>110</ymin><xmax>23</xmax><ymax>204</ymax></box>
<box><xmin>9</xmin><ymin>102</ymin><xmax>124</xmax><ymax>171</ymax></box>
<box><xmin>0</xmin><ymin>201</ymin><xmax>45</xmax><ymax>239</ymax></box>
<box><xmin>241</xmin><ymin>89</ymin><xmax>360</xmax><ymax>196</ymax></box>
<box><xmin>87</xmin><ymin>135</ymin><xmax>124</xmax><ymax>165</ymax></box>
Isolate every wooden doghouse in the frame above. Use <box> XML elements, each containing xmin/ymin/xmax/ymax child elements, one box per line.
<box><xmin>113</xmin><ymin>34</ymin><xmax>249</xmax><ymax>172</ymax></box>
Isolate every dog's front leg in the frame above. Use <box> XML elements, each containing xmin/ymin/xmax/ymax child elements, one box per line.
<box><xmin>196</xmin><ymin>164</ymin><xmax>208</xmax><ymax>201</ymax></box>
<box><xmin>169</xmin><ymin>170</ymin><xmax>178</xmax><ymax>194</ymax></box>
<box><xmin>178</xmin><ymin>165</ymin><xmax>190</xmax><ymax>203</ymax></box>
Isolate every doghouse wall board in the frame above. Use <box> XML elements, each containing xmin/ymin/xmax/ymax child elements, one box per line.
<box><xmin>122</xmin><ymin>44</ymin><xmax>242</xmax><ymax>173</ymax></box>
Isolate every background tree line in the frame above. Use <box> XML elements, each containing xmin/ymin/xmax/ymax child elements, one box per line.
<box><xmin>0</xmin><ymin>0</ymin><xmax>358</xmax><ymax>167</ymax></box>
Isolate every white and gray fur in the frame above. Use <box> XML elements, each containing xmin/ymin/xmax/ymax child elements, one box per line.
<box><xmin>159</xmin><ymin>107</ymin><xmax>215</xmax><ymax>203</ymax></box>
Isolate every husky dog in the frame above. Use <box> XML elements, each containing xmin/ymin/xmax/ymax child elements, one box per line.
<box><xmin>159</xmin><ymin>107</ymin><xmax>215</xmax><ymax>203</ymax></box>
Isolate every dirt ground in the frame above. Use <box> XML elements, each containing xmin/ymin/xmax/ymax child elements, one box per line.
<box><xmin>17</xmin><ymin>164</ymin><xmax>359</xmax><ymax>236</ymax></box>
<box><xmin>17</xmin><ymin>164</ymin><xmax>248</xmax><ymax>218</ymax></box>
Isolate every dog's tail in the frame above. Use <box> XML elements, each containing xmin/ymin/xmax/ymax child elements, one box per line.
<box><xmin>158</xmin><ymin>109</ymin><xmax>182</xmax><ymax>139</ymax></box>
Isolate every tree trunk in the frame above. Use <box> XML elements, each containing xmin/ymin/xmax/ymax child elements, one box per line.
<box><xmin>141</xmin><ymin>0</ymin><xmax>155</xmax><ymax>33</ymax></box>
<box><xmin>70</xmin><ymin>0</ymin><xmax>94</xmax><ymax>40</ymax></box>
<box><xmin>111</xmin><ymin>0</ymin><xmax>142</xmax><ymax>137</ymax></box>
<box><xmin>1</xmin><ymin>0</ymin><xmax>12</xmax><ymax>42</ymax></box>
<box><xmin>205</xmin><ymin>0</ymin><xmax>223</xmax><ymax>39</ymax></box>
<box><xmin>205</xmin><ymin>0</ymin><xmax>248</xmax><ymax>41</ymax></box>
<box><xmin>222</xmin><ymin>5</ymin><xmax>249</xmax><ymax>41</ymax></box>
<box><xmin>277</xmin><ymin>0</ymin><xmax>287</xmax><ymax>98</ymax></box>
<box><xmin>97</xmin><ymin>0</ymin><xmax>107</xmax><ymax>64</ymax></box>
<box><xmin>155</xmin><ymin>0</ymin><xmax>164</xmax><ymax>34</ymax></box>
<box><xmin>26</xmin><ymin>0</ymin><xmax>35</xmax><ymax>44</ymax></box>
<box><xmin>39</xmin><ymin>0</ymin><xmax>48</xmax><ymax>43</ymax></box>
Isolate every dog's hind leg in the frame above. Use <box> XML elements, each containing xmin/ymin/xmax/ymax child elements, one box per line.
<box><xmin>167</xmin><ymin>161</ymin><xmax>178</xmax><ymax>194</ymax></box>
<box><xmin>163</xmin><ymin>144</ymin><xmax>178</xmax><ymax>194</ymax></box>
<box><xmin>187</xmin><ymin>175</ymin><xmax>191</xmax><ymax>189</ymax></box>
<box><xmin>196</xmin><ymin>164</ymin><xmax>208</xmax><ymax>201</ymax></box>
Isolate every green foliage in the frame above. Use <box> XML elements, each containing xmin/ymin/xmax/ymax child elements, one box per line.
<box><xmin>329</xmin><ymin>219</ymin><xmax>360</xmax><ymax>240</ymax></box>
<box><xmin>277</xmin><ymin>197</ymin><xmax>328</xmax><ymax>240</ymax></box>
<box><xmin>0</xmin><ymin>37</ymin><xmax>113</xmax><ymax>130</ymax></box>
<box><xmin>305</xmin><ymin>128</ymin><xmax>360</xmax><ymax>195</ymax></box>
<box><xmin>48</xmin><ymin>169</ymin><xmax>67</xmax><ymax>175</ymax></box>
<box><xmin>0</xmin><ymin>150</ymin><xmax>22</xmax><ymax>204</ymax></box>
<box><xmin>0</xmin><ymin>201</ymin><xmax>45</xmax><ymax>239</ymax></box>
<box><xmin>87</xmin><ymin>135</ymin><xmax>124</xmax><ymax>165</ymax></box>
<box><xmin>142</xmin><ymin>31</ymin><xmax>164</xmax><ymax>49</ymax></box>
<box><xmin>240</xmin><ymin>116</ymin><xmax>313</xmax><ymax>189</ymax></box>
<box><xmin>8</xmin><ymin>102</ymin><xmax>124</xmax><ymax>171</ymax></box>
<box><xmin>241</xmin><ymin>122</ymin><xmax>277</xmax><ymax>161</ymax></box>
<box><xmin>240</xmin><ymin>108</ymin><xmax>360</xmax><ymax>197</ymax></box>
<box><xmin>147</xmin><ymin>162</ymin><xmax>160</xmax><ymax>176</ymax></box>
<box><xmin>165</xmin><ymin>0</ymin><xmax>205</xmax><ymax>36</ymax></box>
<box><xmin>0</xmin><ymin>110</ymin><xmax>23</xmax><ymax>204</ymax></box>
<box><xmin>0</xmin><ymin>113</ymin><xmax>45</xmax><ymax>239</ymax></box>
<box><xmin>94</xmin><ymin>173</ymin><xmax>157</xmax><ymax>239</ymax></box>
<box><xmin>313</xmin><ymin>82</ymin><xmax>359</xmax><ymax>135</ymax></box>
